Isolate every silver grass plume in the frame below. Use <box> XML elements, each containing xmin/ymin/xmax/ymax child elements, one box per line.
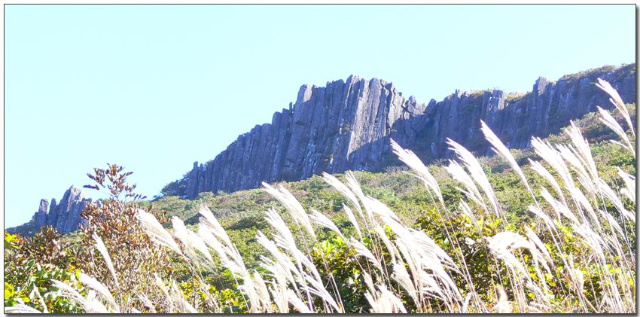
<box><xmin>566</xmin><ymin>121</ymin><xmax>599</xmax><ymax>181</ymax></box>
<box><xmin>495</xmin><ymin>285</ymin><xmax>512</xmax><ymax>313</ymax></box>
<box><xmin>445</xmin><ymin>160</ymin><xmax>489</xmax><ymax>214</ymax></box>
<box><xmin>447</xmin><ymin>138</ymin><xmax>500</xmax><ymax>217</ymax></box>
<box><xmin>135</xmin><ymin>209</ymin><xmax>183</xmax><ymax>255</ymax></box>
<box><xmin>597</xmin><ymin>106</ymin><xmax>635</xmax><ymax>156</ymax></box>
<box><xmin>4</xmin><ymin>304</ymin><xmax>43</xmax><ymax>314</ymax></box>
<box><xmin>78</xmin><ymin>273</ymin><xmax>119</xmax><ymax>312</ymax></box>
<box><xmin>529</xmin><ymin>159</ymin><xmax>567</xmax><ymax>204</ymax></box>
<box><xmin>481</xmin><ymin>120</ymin><xmax>536</xmax><ymax>201</ymax></box>
<box><xmin>309</xmin><ymin>209</ymin><xmax>344</xmax><ymax>240</ymax></box>
<box><xmin>92</xmin><ymin>233</ymin><xmax>119</xmax><ymax>289</ymax></box>
<box><xmin>531</xmin><ymin>137</ymin><xmax>575</xmax><ymax>190</ymax></box>
<box><xmin>170</xmin><ymin>216</ymin><xmax>214</xmax><ymax>266</ymax></box>
<box><xmin>390</xmin><ymin>139</ymin><xmax>444</xmax><ymax>206</ymax></box>
<box><xmin>50</xmin><ymin>279</ymin><xmax>109</xmax><ymax>313</ymax></box>
<box><xmin>616</xmin><ymin>167</ymin><xmax>636</xmax><ymax>204</ymax></box>
<box><xmin>323</xmin><ymin>172</ymin><xmax>364</xmax><ymax>217</ymax></box>
<box><xmin>343</xmin><ymin>204</ymin><xmax>363</xmax><ymax>240</ymax></box>
<box><xmin>344</xmin><ymin>171</ymin><xmax>371</xmax><ymax>221</ymax></box>
<box><xmin>262</xmin><ymin>182</ymin><xmax>316</xmax><ymax>240</ymax></box>
<box><xmin>365</xmin><ymin>285</ymin><xmax>407</xmax><ymax>313</ymax></box>
<box><xmin>596</xmin><ymin>78</ymin><xmax>635</xmax><ymax>138</ymax></box>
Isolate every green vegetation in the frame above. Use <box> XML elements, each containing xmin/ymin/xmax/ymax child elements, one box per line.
<box><xmin>4</xmin><ymin>81</ymin><xmax>636</xmax><ymax>313</ymax></box>
<box><xmin>558</xmin><ymin>64</ymin><xmax>630</xmax><ymax>82</ymax></box>
<box><xmin>4</xmin><ymin>229</ymin><xmax>85</xmax><ymax>313</ymax></box>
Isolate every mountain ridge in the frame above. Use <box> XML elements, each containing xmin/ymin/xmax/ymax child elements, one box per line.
<box><xmin>7</xmin><ymin>64</ymin><xmax>636</xmax><ymax>236</ymax></box>
<box><xmin>164</xmin><ymin>63</ymin><xmax>636</xmax><ymax>199</ymax></box>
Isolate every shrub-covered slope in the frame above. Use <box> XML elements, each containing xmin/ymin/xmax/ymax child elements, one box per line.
<box><xmin>5</xmin><ymin>82</ymin><xmax>636</xmax><ymax>313</ymax></box>
<box><xmin>168</xmin><ymin>64</ymin><xmax>635</xmax><ymax>199</ymax></box>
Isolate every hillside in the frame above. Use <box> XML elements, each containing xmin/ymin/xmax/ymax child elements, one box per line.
<box><xmin>7</xmin><ymin>64</ymin><xmax>636</xmax><ymax>237</ymax></box>
<box><xmin>165</xmin><ymin>64</ymin><xmax>635</xmax><ymax>199</ymax></box>
<box><xmin>6</xmin><ymin>79</ymin><xmax>636</xmax><ymax>312</ymax></box>
<box><xmin>57</xmin><ymin>103</ymin><xmax>637</xmax><ymax>270</ymax></box>
<box><xmin>7</xmin><ymin>90</ymin><xmax>635</xmax><ymax>313</ymax></box>
<box><xmin>4</xmin><ymin>66</ymin><xmax>636</xmax><ymax>313</ymax></box>
<box><xmin>142</xmin><ymin>105</ymin><xmax>636</xmax><ymax>268</ymax></box>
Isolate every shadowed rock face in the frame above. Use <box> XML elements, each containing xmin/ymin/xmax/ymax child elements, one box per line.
<box><xmin>179</xmin><ymin>75</ymin><xmax>426</xmax><ymax>198</ymax></box>
<box><xmin>409</xmin><ymin>65</ymin><xmax>637</xmax><ymax>161</ymax></box>
<box><xmin>8</xmin><ymin>186</ymin><xmax>92</xmax><ymax>235</ymax></box>
<box><xmin>170</xmin><ymin>64</ymin><xmax>635</xmax><ymax>199</ymax></box>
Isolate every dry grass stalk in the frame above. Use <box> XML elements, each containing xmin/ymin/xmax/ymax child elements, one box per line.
<box><xmin>494</xmin><ymin>285</ymin><xmax>512</xmax><ymax>313</ymax></box>
<box><xmin>458</xmin><ymin>200</ymin><xmax>480</xmax><ymax>230</ymax></box>
<box><xmin>373</xmin><ymin>225</ymin><xmax>398</xmax><ymax>262</ymax></box>
<box><xmin>50</xmin><ymin>279</ymin><xmax>110</xmax><ymax>313</ymax></box>
<box><xmin>78</xmin><ymin>273</ymin><xmax>119</xmax><ymax>312</ymax></box>
<box><xmin>529</xmin><ymin>159</ymin><xmax>567</xmax><ymax>204</ymax></box>
<box><xmin>616</xmin><ymin>167</ymin><xmax>636</xmax><ymax>204</ymax></box>
<box><xmin>349</xmin><ymin>237</ymin><xmax>384</xmax><ymax>273</ymax></box>
<box><xmin>310</xmin><ymin>209</ymin><xmax>344</xmax><ymax>240</ymax></box>
<box><xmin>541</xmin><ymin>187</ymin><xmax>580</xmax><ymax>225</ymax></box>
<box><xmin>566</xmin><ymin>122</ymin><xmax>600</xmax><ymax>181</ymax></box>
<box><xmin>92</xmin><ymin>233</ymin><xmax>119</xmax><ymax>289</ymax></box>
<box><xmin>390</xmin><ymin>139</ymin><xmax>444</xmax><ymax>206</ymax></box>
<box><xmin>286</xmin><ymin>289</ymin><xmax>312</xmax><ymax>313</ymax></box>
<box><xmin>4</xmin><ymin>304</ymin><xmax>44</xmax><ymax>314</ymax></box>
<box><xmin>486</xmin><ymin>231</ymin><xmax>548</xmax><ymax>280</ymax></box>
<box><xmin>447</xmin><ymin>138</ymin><xmax>501</xmax><ymax>217</ymax></box>
<box><xmin>595</xmin><ymin>78</ymin><xmax>635</xmax><ymax>138</ymax></box>
<box><xmin>598</xmin><ymin>106</ymin><xmax>635</xmax><ymax>156</ymax></box>
<box><xmin>556</xmin><ymin>144</ymin><xmax>598</xmax><ymax>196</ymax></box>
<box><xmin>137</xmin><ymin>294</ymin><xmax>156</xmax><ymax>313</ymax></box>
<box><xmin>135</xmin><ymin>209</ymin><xmax>182</xmax><ymax>256</ymax></box>
<box><xmin>481</xmin><ymin>120</ymin><xmax>536</xmax><ymax>201</ymax></box>
<box><xmin>37</xmin><ymin>83</ymin><xmax>634</xmax><ymax>314</ymax></box>
<box><xmin>445</xmin><ymin>160</ymin><xmax>489</xmax><ymax>214</ymax></box>
<box><xmin>532</xmin><ymin>137</ymin><xmax>575</xmax><ymax>189</ymax></box>
<box><xmin>343</xmin><ymin>204</ymin><xmax>363</xmax><ymax>240</ymax></box>
<box><xmin>365</xmin><ymin>285</ymin><xmax>407</xmax><ymax>313</ymax></box>
<box><xmin>344</xmin><ymin>171</ymin><xmax>373</xmax><ymax>222</ymax></box>
<box><xmin>323</xmin><ymin>172</ymin><xmax>364</xmax><ymax>217</ymax></box>
<box><xmin>566</xmin><ymin>185</ymin><xmax>602</xmax><ymax>230</ymax></box>
<box><xmin>262</xmin><ymin>182</ymin><xmax>316</xmax><ymax>240</ymax></box>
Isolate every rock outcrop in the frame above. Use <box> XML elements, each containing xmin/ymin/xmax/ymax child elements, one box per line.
<box><xmin>165</xmin><ymin>64</ymin><xmax>635</xmax><ymax>199</ymax></box>
<box><xmin>8</xmin><ymin>186</ymin><xmax>92</xmax><ymax>235</ymax></box>
<box><xmin>407</xmin><ymin>65</ymin><xmax>637</xmax><ymax>161</ymax></box>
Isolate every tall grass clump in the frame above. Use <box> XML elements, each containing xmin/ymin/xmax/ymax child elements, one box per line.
<box><xmin>9</xmin><ymin>79</ymin><xmax>634</xmax><ymax>313</ymax></box>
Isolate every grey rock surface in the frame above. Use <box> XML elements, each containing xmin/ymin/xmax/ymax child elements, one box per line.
<box><xmin>169</xmin><ymin>64</ymin><xmax>635</xmax><ymax>199</ymax></box>
<box><xmin>8</xmin><ymin>186</ymin><xmax>92</xmax><ymax>235</ymax></box>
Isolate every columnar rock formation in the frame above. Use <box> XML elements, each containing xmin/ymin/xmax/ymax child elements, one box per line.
<box><xmin>8</xmin><ymin>186</ymin><xmax>92</xmax><ymax>235</ymax></box>
<box><xmin>408</xmin><ymin>66</ymin><xmax>637</xmax><ymax>160</ymax></box>
<box><xmin>178</xmin><ymin>76</ymin><xmax>427</xmax><ymax>198</ymax></box>
<box><xmin>167</xmin><ymin>64</ymin><xmax>635</xmax><ymax>199</ymax></box>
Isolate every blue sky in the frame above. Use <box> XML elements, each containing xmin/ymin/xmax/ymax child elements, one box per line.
<box><xmin>5</xmin><ymin>5</ymin><xmax>635</xmax><ymax>227</ymax></box>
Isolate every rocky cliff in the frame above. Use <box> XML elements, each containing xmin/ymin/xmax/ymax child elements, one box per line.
<box><xmin>166</xmin><ymin>64</ymin><xmax>635</xmax><ymax>199</ymax></box>
<box><xmin>408</xmin><ymin>65</ymin><xmax>637</xmax><ymax>160</ymax></box>
<box><xmin>7</xmin><ymin>186</ymin><xmax>92</xmax><ymax>235</ymax></box>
